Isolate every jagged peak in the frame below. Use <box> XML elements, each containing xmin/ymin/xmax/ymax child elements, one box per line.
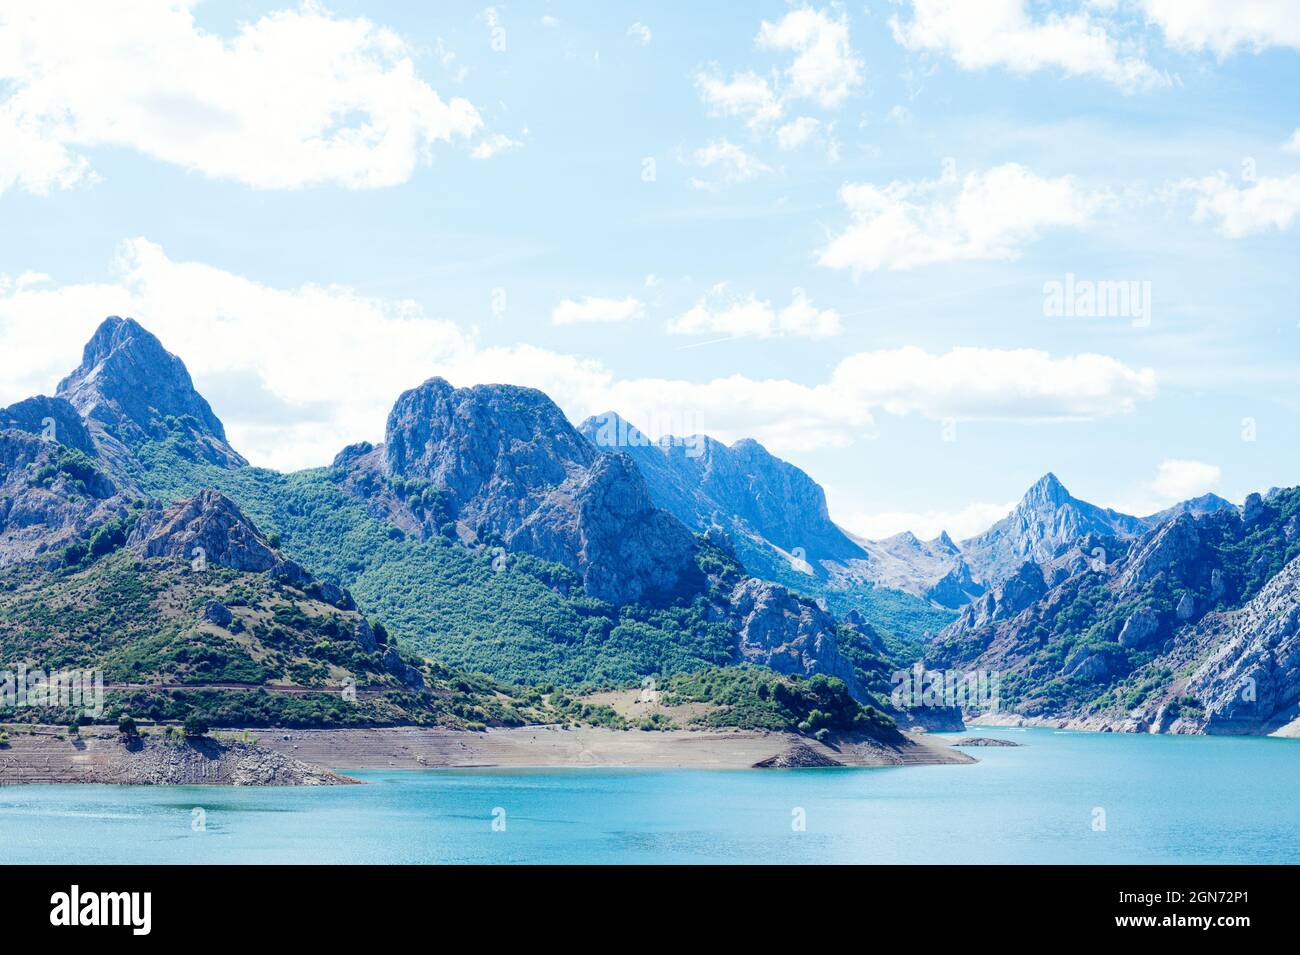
<box><xmin>384</xmin><ymin>375</ymin><xmax>591</xmax><ymax>482</ymax></box>
<box><xmin>1020</xmin><ymin>472</ymin><xmax>1072</xmax><ymax>508</ymax></box>
<box><xmin>55</xmin><ymin>316</ymin><xmax>245</xmax><ymax>468</ymax></box>
<box><xmin>933</xmin><ymin>530</ymin><xmax>959</xmax><ymax>552</ymax></box>
<box><xmin>130</xmin><ymin>489</ymin><xmax>288</xmax><ymax>574</ymax></box>
<box><xmin>886</xmin><ymin>530</ymin><xmax>923</xmax><ymax>548</ymax></box>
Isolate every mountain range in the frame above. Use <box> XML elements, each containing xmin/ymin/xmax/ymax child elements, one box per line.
<box><xmin>1</xmin><ymin>318</ymin><xmax>898</xmax><ymax>727</ymax></box>
<box><xmin>1</xmin><ymin>315</ymin><xmax>1294</xmax><ymax>736</ymax></box>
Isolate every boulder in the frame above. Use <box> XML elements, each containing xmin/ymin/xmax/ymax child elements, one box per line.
<box><xmin>1117</xmin><ymin>608</ymin><xmax>1161</xmax><ymax>648</ymax></box>
<box><xmin>202</xmin><ymin>600</ymin><xmax>234</xmax><ymax>628</ymax></box>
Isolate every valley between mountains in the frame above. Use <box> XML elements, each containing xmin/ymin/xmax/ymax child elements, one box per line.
<box><xmin>2</xmin><ymin>317</ymin><xmax>1298</xmax><ymax>783</ymax></box>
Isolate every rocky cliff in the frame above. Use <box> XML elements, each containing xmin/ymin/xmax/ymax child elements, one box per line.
<box><xmin>927</xmin><ymin>488</ymin><xmax>1300</xmax><ymax>733</ymax></box>
<box><xmin>56</xmin><ymin>316</ymin><xmax>246</xmax><ymax>471</ymax></box>
<box><xmin>957</xmin><ymin>473</ymin><xmax>1146</xmax><ymax>587</ymax></box>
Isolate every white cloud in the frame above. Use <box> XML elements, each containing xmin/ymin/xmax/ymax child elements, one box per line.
<box><xmin>756</xmin><ymin>7</ymin><xmax>864</xmax><ymax>109</ymax></box>
<box><xmin>0</xmin><ymin>242</ymin><xmax>1158</xmax><ymax>471</ymax></box>
<box><xmin>627</xmin><ymin>22</ymin><xmax>652</xmax><ymax>45</ymax></box>
<box><xmin>471</xmin><ymin>132</ymin><xmax>522</xmax><ymax>160</ymax></box>
<box><xmin>0</xmin><ymin>239</ymin><xmax>476</xmax><ymax>470</ymax></box>
<box><xmin>838</xmin><ymin>500</ymin><xmax>1016</xmax><ymax>541</ymax></box>
<box><xmin>1139</xmin><ymin>0</ymin><xmax>1300</xmax><ymax>56</ymax></box>
<box><xmin>696</xmin><ymin>6</ymin><xmax>863</xmax><ymax>132</ymax></box>
<box><xmin>551</xmin><ymin>296</ymin><xmax>645</xmax><ymax>326</ymax></box>
<box><xmin>0</xmin><ymin>1</ymin><xmax>485</xmax><ymax>194</ymax></box>
<box><xmin>1180</xmin><ymin>173</ymin><xmax>1300</xmax><ymax>237</ymax></box>
<box><xmin>667</xmin><ymin>285</ymin><xmax>842</xmax><ymax>340</ymax></box>
<box><xmin>829</xmin><ymin>346</ymin><xmax>1157</xmax><ymax>420</ymax></box>
<box><xmin>695</xmin><ymin>71</ymin><xmax>783</xmax><ymax>128</ymax></box>
<box><xmin>776</xmin><ymin>116</ymin><xmax>822</xmax><ymax>149</ymax></box>
<box><xmin>1285</xmin><ymin>129</ymin><xmax>1300</xmax><ymax>154</ymax></box>
<box><xmin>1151</xmin><ymin>458</ymin><xmax>1222</xmax><ymax>501</ymax></box>
<box><xmin>891</xmin><ymin>0</ymin><xmax>1168</xmax><ymax>91</ymax></box>
<box><xmin>820</xmin><ymin>162</ymin><xmax>1105</xmax><ymax>273</ymax></box>
<box><xmin>1112</xmin><ymin>457</ymin><xmax>1224</xmax><ymax>516</ymax></box>
<box><xmin>686</xmin><ymin>140</ymin><xmax>773</xmax><ymax>188</ymax></box>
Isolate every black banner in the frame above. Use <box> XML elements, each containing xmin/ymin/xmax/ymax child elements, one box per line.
<box><xmin>5</xmin><ymin>865</ymin><xmax>1281</xmax><ymax>940</ymax></box>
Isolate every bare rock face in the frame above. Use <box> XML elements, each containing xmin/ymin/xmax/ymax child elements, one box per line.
<box><xmin>1120</xmin><ymin>515</ymin><xmax>1201</xmax><ymax>589</ymax></box>
<box><xmin>943</xmin><ymin>559</ymin><xmax>1047</xmax><ymax>638</ymax></box>
<box><xmin>513</xmin><ymin>452</ymin><xmax>704</xmax><ymax>605</ymax></box>
<box><xmin>1172</xmin><ymin>556</ymin><xmax>1300</xmax><ymax>735</ymax></box>
<box><xmin>202</xmin><ymin>599</ymin><xmax>234</xmax><ymax>628</ymax></box>
<box><xmin>578</xmin><ymin>411</ymin><xmax>865</xmax><ymax>569</ymax></box>
<box><xmin>1117</xmin><ymin>607</ymin><xmax>1162</xmax><ymax>648</ymax></box>
<box><xmin>384</xmin><ymin>377</ymin><xmax>595</xmax><ymax>512</ymax></box>
<box><xmin>724</xmin><ymin>578</ymin><xmax>862</xmax><ymax>694</ymax></box>
<box><xmin>56</xmin><ymin>316</ymin><xmax>246</xmax><ymax>470</ymax></box>
<box><xmin>0</xmin><ymin>396</ymin><xmax>97</xmax><ymax>456</ymax></box>
<box><xmin>128</xmin><ymin>489</ymin><xmax>317</xmax><ymax>595</ymax></box>
<box><xmin>342</xmin><ymin>377</ymin><xmax>704</xmax><ymax>607</ymax></box>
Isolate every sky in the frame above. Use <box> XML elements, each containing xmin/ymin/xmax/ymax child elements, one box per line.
<box><xmin>0</xmin><ymin>0</ymin><xmax>1298</xmax><ymax>541</ymax></box>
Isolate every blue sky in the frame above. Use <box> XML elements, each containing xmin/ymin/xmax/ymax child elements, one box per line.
<box><xmin>1</xmin><ymin>1</ymin><xmax>1297</xmax><ymax>540</ymax></box>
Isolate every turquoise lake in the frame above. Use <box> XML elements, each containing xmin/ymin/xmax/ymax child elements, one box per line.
<box><xmin>3</xmin><ymin>728</ymin><xmax>1298</xmax><ymax>864</ymax></box>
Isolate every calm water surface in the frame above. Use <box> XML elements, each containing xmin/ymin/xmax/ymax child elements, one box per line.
<box><xmin>2</xmin><ymin>728</ymin><xmax>1297</xmax><ymax>864</ymax></box>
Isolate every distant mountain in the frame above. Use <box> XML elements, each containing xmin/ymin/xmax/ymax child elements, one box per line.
<box><xmin>927</xmin><ymin>488</ymin><xmax>1300</xmax><ymax>733</ymax></box>
<box><xmin>577</xmin><ymin>411</ymin><xmax>862</xmax><ymax>565</ymax></box>
<box><xmin>1141</xmin><ymin>492</ymin><xmax>1235</xmax><ymax>527</ymax></box>
<box><xmin>848</xmin><ymin>530</ymin><xmax>985</xmax><ymax>610</ymax></box>
<box><xmin>575</xmin><ymin>412</ymin><xmax>957</xmax><ymax>643</ymax></box>
<box><xmin>957</xmin><ymin>473</ymin><xmax>1146</xmax><ymax>587</ymax></box>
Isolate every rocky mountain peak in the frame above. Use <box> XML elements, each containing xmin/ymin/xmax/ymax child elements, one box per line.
<box><xmin>56</xmin><ymin>317</ymin><xmax>245</xmax><ymax>469</ymax></box>
<box><xmin>384</xmin><ymin>377</ymin><xmax>594</xmax><ymax>494</ymax></box>
<box><xmin>960</xmin><ymin>472</ymin><xmax>1145</xmax><ymax>586</ymax></box>
<box><xmin>1020</xmin><ymin>472</ymin><xmax>1071</xmax><ymax>510</ymax></box>
<box><xmin>130</xmin><ymin>489</ymin><xmax>288</xmax><ymax>576</ymax></box>
<box><xmin>577</xmin><ymin>411</ymin><xmax>863</xmax><ymax>571</ymax></box>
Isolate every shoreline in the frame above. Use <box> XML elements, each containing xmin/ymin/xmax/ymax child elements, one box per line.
<box><xmin>0</xmin><ymin>724</ymin><xmax>973</xmax><ymax>785</ymax></box>
<box><xmin>964</xmin><ymin>711</ymin><xmax>1300</xmax><ymax>738</ymax></box>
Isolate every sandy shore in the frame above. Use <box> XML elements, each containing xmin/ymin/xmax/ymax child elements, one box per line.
<box><xmin>0</xmin><ymin>726</ymin><xmax>354</xmax><ymax>786</ymax></box>
<box><xmin>0</xmin><ymin>724</ymin><xmax>973</xmax><ymax>784</ymax></box>
<box><xmin>250</xmin><ymin>725</ymin><xmax>974</xmax><ymax>771</ymax></box>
